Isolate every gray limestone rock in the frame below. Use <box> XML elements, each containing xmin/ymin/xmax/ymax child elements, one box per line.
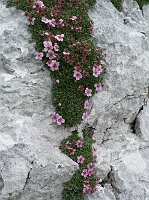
<box><xmin>1</xmin><ymin>0</ymin><xmax>149</xmax><ymax>199</ymax></box>
<box><xmin>87</xmin><ymin>0</ymin><xmax>149</xmax><ymax>199</ymax></box>
<box><xmin>84</xmin><ymin>184</ymin><xmax>116</xmax><ymax>200</ymax></box>
<box><xmin>0</xmin><ymin>2</ymin><xmax>78</xmax><ymax>200</ymax></box>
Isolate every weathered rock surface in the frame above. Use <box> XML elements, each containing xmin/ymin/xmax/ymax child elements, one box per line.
<box><xmin>1</xmin><ymin>0</ymin><xmax>149</xmax><ymax>199</ymax></box>
<box><xmin>0</xmin><ymin>2</ymin><xmax>78</xmax><ymax>200</ymax></box>
<box><xmin>85</xmin><ymin>185</ymin><xmax>116</xmax><ymax>200</ymax></box>
<box><xmin>136</xmin><ymin>103</ymin><xmax>149</xmax><ymax>141</ymax></box>
<box><xmin>87</xmin><ymin>0</ymin><xmax>149</xmax><ymax>199</ymax></box>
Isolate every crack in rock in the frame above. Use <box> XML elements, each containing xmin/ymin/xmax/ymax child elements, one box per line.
<box><xmin>23</xmin><ymin>161</ymin><xmax>34</xmax><ymax>191</ymax></box>
<box><xmin>126</xmin><ymin>96</ymin><xmax>148</xmax><ymax>138</ymax></box>
<box><xmin>106</xmin><ymin>94</ymin><xmax>146</xmax><ymax>112</ymax></box>
<box><xmin>23</xmin><ymin>170</ymin><xmax>31</xmax><ymax>191</ymax></box>
<box><xmin>107</xmin><ymin>166</ymin><xmax>121</xmax><ymax>200</ymax></box>
<box><xmin>101</xmin><ymin>127</ymin><xmax>112</xmax><ymax>145</ymax></box>
<box><xmin>0</xmin><ymin>175</ymin><xmax>4</xmax><ymax>195</ymax></box>
<box><xmin>134</xmin><ymin>101</ymin><xmax>149</xmax><ymax>141</ymax></box>
<box><xmin>130</xmin><ymin>105</ymin><xmax>144</xmax><ymax>134</ymax></box>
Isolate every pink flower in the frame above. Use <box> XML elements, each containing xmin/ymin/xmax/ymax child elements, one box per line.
<box><xmin>43</xmin><ymin>40</ymin><xmax>52</xmax><ymax>48</ymax></box>
<box><xmin>51</xmin><ymin>112</ymin><xmax>59</xmax><ymax>123</ymax></box>
<box><xmin>26</xmin><ymin>18</ymin><xmax>35</xmax><ymax>25</ymax></box>
<box><xmin>81</xmin><ymin>169</ymin><xmax>88</xmax><ymax>177</ymax></box>
<box><xmin>87</xmin><ymin>164</ymin><xmax>94</xmax><ymax>176</ymax></box>
<box><xmin>55</xmin><ymin>53</ymin><xmax>60</xmax><ymax>60</ymax></box>
<box><xmin>47</xmin><ymin>60</ymin><xmax>60</xmax><ymax>71</ymax></box>
<box><xmin>92</xmin><ymin>187</ymin><xmax>97</xmax><ymax>193</ymax></box>
<box><xmin>46</xmin><ymin>50</ymin><xmax>55</xmax><ymax>59</ymax></box>
<box><xmin>35</xmin><ymin>52</ymin><xmax>44</xmax><ymax>60</ymax></box>
<box><xmin>43</xmin><ymin>40</ymin><xmax>53</xmax><ymax>52</ymax></box>
<box><xmin>82</xmin><ymin>112</ymin><xmax>89</xmax><ymax>122</ymax></box>
<box><xmin>83</xmin><ymin>185</ymin><xmax>90</xmax><ymax>194</ymax></box>
<box><xmin>34</xmin><ymin>0</ymin><xmax>45</xmax><ymax>9</ymax></box>
<box><xmin>84</xmin><ymin>88</ymin><xmax>92</xmax><ymax>97</ymax></box>
<box><xmin>83</xmin><ymin>187</ymin><xmax>89</xmax><ymax>194</ymax></box>
<box><xmin>84</xmin><ymin>100</ymin><xmax>90</xmax><ymax>110</ymax></box>
<box><xmin>73</xmin><ymin>70</ymin><xmax>82</xmax><ymax>80</ymax></box>
<box><xmin>94</xmin><ymin>83</ymin><xmax>102</xmax><ymax>91</ymax></box>
<box><xmin>77</xmin><ymin>155</ymin><xmax>85</xmax><ymax>164</ymax></box>
<box><xmin>69</xmin><ymin>148</ymin><xmax>76</xmax><ymax>155</ymax></box>
<box><xmin>51</xmin><ymin>113</ymin><xmax>65</xmax><ymax>125</ymax></box>
<box><xmin>66</xmin><ymin>141</ymin><xmax>72</xmax><ymax>150</ymax></box>
<box><xmin>70</xmin><ymin>16</ymin><xmax>77</xmax><ymax>21</ymax></box>
<box><xmin>88</xmin><ymin>170</ymin><xmax>94</xmax><ymax>176</ymax></box>
<box><xmin>93</xmin><ymin>64</ymin><xmax>103</xmax><ymax>77</ymax></box>
<box><xmin>83</xmin><ymin>183</ymin><xmax>90</xmax><ymax>194</ymax></box>
<box><xmin>58</xmin><ymin>19</ymin><xmax>64</xmax><ymax>26</ymax></box>
<box><xmin>76</xmin><ymin>140</ymin><xmax>83</xmax><ymax>148</ymax></box>
<box><xmin>55</xmin><ymin>34</ymin><xmax>64</xmax><ymax>41</ymax></box>
<box><xmin>93</xmin><ymin>154</ymin><xmax>97</xmax><ymax>164</ymax></box>
<box><xmin>54</xmin><ymin>43</ymin><xmax>59</xmax><ymax>51</ymax></box>
<box><xmin>56</xmin><ymin>115</ymin><xmax>65</xmax><ymax>125</ymax></box>
<box><xmin>63</xmin><ymin>49</ymin><xmax>70</xmax><ymax>55</ymax></box>
<box><xmin>83</xmin><ymin>188</ymin><xmax>87</xmax><ymax>194</ymax></box>
<box><xmin>44</xmin><ymin>32</ymin><xmax>49</xmax><ymax>36</ymax></box>
<box><xmin>76</xmin><ymin>27</ymin><xmax>82</xmax><ymax>32</ymax></box>
<box><xmin>49</xmin><ymin>19</ymin><xmax>56</xmax><ymax>27</ymax></box>
<box><xmin>35</xmin><ymin>0</ymin><xmax>44</xmax><ymax>7</ymax></box>
<box><xmin>41</xmin><ymin>17</ymin><xmax>49</xmax><ymax>24</ymax></box>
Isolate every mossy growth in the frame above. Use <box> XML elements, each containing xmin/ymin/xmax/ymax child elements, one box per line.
<box><xmin>111</xmin><ymin>0</ymin><xmax>123</xmax><ymax>11</ymax></box>
<box><xmin>60</xmin><ymin>128</ymin><xmax>98</xmax><ymax>200</ymax></box>
<box><xmin>6</xmin><ymin>0</ymin><xmax>103</xmax><ymax>199</ymax></box>
<box><xmin>6</xmin><ymin>0</ymin><xmax>105</xmax><ymax>127</ymax></box>
<box><xmin>135</xmin><ymin>0</ymin><xmax>149</xmax><ymax>9</ymax></box>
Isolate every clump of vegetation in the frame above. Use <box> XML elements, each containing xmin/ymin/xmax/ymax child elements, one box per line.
<box><xmin>60</xmin><ymin>128</ymin><xmax>100</xmax><ymax>200</ymax></box>
<box><xmin>111</xmin><ymin>0</ymin><xmax>123</xmax><ymax>11</ymax></box>
<box><xmin>136</xmin><ymin>0</ymin><xmax>149</xmax><ymax>9</ymax></box>
<box><xmin>7</xmin><ymin>0</ymin><xmax>105</xmax><ymax>127</ymax></box>
<box><xmin>6</xmin><ymin>0</ymin><xmax>104</xmax><ymax>199</ymax></box>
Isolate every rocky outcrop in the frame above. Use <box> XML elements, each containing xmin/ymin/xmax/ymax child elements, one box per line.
<box><xmin>87</xmin><ymin>0</ymin><xmax>149</xmax><ymax>199</ymax></box>
<box><xmin>0</xmin><ymin>2</ymin><xmax>78</xmax><ymax>200</ymax></box>
<box><xmin>0</xmin><ymin>0</ymin><xmax>149</xmax><ymax>199</ymax></box>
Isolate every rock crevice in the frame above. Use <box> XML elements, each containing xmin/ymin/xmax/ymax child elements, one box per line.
<box><xmin>1</xmin><ymin>0</ymin><xmax>149</xmax><ymax>199</ymax></box>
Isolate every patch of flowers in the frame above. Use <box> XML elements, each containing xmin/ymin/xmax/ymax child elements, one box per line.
<box><xmin>51</xmin><ymin>112</ymin><xmax>65</xmax><ymax>125</ymax></box>
<box><xmin>60</xmin><ymin>129</ymin><xmax>102</xmax><ymax>199</ymax></box>
<box><xmin>7</xmin><ymin>0</ymin><xmax>105</xmax><ymax>127</ymax></box>
<box><xmin>6</xmin><ymin>0</ymin><xmax>105</xmax><ymax>199</ymax></box>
